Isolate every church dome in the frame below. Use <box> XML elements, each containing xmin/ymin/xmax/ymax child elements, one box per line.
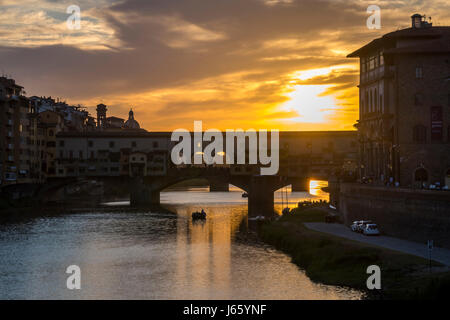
<box><xmin>123</xmin><ymin>108</ymin><xmax>140</xmax><ymax>129</ymax></box>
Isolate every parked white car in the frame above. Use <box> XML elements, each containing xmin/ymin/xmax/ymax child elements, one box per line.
<box><xmin>357</xmin><ymin>220</ymin><xmax>373</xmax><ymax>233</ymax></box>
<box><xmin>350</xmin><ymin>221</ymin><xmax>360</xmax><ymax>232</ymax></box>
<box><xmin>363</xmin><ymin>224</ymin><xmax>380</xmax><ymax>236</ymax></box>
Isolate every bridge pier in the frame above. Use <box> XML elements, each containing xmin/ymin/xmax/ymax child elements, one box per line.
<box><xmin>248</xmin><ymin>176</ymin><xmax>276</xmax><ymax>218</ymax></box>
<box><xmin>291</xmin><ymin>178</ymin><xmax>310</xmax><ymax>192</ymax></box>
<box><xmin>208</xmin><ymin>178</ymin><xmax>229</xmax><ymax>192</ymax></box>
<box><xmin>130</xmin><ymin>178</ymin><xmax>160</xmax><ymax>207</ymax></box>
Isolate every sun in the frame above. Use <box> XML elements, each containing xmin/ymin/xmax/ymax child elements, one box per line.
<box><xmin>282</xmin><ymin>84</ymin><xmax>335</xmax><ymax>123</ymax></box>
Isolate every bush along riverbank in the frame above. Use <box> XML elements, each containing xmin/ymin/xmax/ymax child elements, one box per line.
<box><xmin>258</xmin><ymin>206</ymin><xmax>450</xmax><ymax>299</ymax></box>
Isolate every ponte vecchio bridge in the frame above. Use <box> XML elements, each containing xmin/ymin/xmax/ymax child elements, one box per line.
<box><xmin>49</xmin><ymin>130</ymin><xmax>357</xmax><ymax>217</ymax></box>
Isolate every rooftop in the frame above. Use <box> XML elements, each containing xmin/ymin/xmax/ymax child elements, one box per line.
<box><xmin>348</xmin><ymin>14</ymin><xmax>450</xmax><ymax>57</ymax></box>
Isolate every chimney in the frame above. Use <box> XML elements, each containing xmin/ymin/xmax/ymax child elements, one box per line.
<box><xmin>411</xmin><ymin>13</ymin><xmax>432</xmax><ymax>28</ymax></box>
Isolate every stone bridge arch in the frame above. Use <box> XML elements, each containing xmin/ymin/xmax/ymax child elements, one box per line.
<box><xmin>40</xmin><ymin>170</ymin><xmax>298</xmax><ymax>218</ymax></box>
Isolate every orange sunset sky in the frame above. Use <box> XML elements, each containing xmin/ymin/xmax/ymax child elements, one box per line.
<box><xmin>1</xmin><ymin>0</ymin><xmax>450</xmax><ymax>131</ymax></box>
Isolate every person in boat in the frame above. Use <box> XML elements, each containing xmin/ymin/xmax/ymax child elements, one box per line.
<box><xmin>201</xmin><ymin>209</ymin><xmax>206</xmax><ymax>216</ymax></box>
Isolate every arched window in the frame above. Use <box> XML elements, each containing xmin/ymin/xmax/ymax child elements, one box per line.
<box><xmin>369</xmin><ymin>91</ymin><xmax>373</xmax><ymax>112</ymax></box>
<box><xmin>48</xmin><ymin>129</ymin><xmax>54</xmax><ymax>137</ymax></box>
<box><xmin>414</xmin><ymin>168</ymin><xmax>428</xmax><ymax>183</ymax></box>
<box><xmin>413</xmin><ymin>125</ymin><xmax>427</xmax><ymax>143</ymax></box>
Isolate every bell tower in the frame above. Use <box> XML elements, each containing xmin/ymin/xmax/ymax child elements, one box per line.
<box><xmin>96</xmin><ymin>103</ymin><xmax>107</xmax><ymax>129</ymax></box>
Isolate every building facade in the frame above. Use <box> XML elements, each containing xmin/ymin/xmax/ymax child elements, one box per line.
<box><xmin>0</xmin><ymin>77</ymin><xmax>40</xmax><ymax>185</ymax></box>
<box><xmin>348</xmin><ymin>14</ymin><xmax>450</xmax><ymax>188</ymax></box>
<box><xmin>55</xmin><ymin>131</ymin><xmax>170</xmax><ymax>178</ymax></box>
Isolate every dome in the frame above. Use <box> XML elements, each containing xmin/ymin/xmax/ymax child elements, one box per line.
<box><xmin>123</xmin><ymin>108</ymin><xmax>140</xmax><ymax>129</ymax></box>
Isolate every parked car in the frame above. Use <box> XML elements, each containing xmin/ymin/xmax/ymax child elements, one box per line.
<box><xmin>350</xmin><ymin>221</ymin><xmax>360</xmax><ymax>232</ymax></box>
<box><xmin>363</xmin><ymin>224</ymin><xmax>380</xmax><ymax>236</ymax></box>
<box><xmin>357</xmin><ymin>220</ymin><xmax>373</xmax><ymax>233</ymax></box>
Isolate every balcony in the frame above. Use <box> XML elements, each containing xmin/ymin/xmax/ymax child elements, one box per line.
<box><xmin>360</xmin><ymin>65</ymin><xmax>395</xmax><ymax>85</ymax></box>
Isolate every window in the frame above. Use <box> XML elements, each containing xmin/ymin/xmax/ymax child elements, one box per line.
<box><xmin>153</xmin><ymin>141</ymin><xmax>159</xmax><ymax>148</ymax></box>
<box><xmin>379</xmin><ymin>94</ymin><xmax>383</xmax><ymax>112</ymax></box>
<box><xmin>416</xmin><ymin>66</ymin><xmax>423</xmax><ymax>79</ymax></box>
<box><xmin>132</xmin><ymin>141</ymin><xmax>137</xmax><ymax>148</ymax></box>
<box><xmin>59</xmin><ymin>150</ymin><xmax>63</xmax><ymax>158</ymax></box>
<box><xmin>109</xmin><ymin>141</ymin><xmax>115</xmax><ymax>148</ymax></box>
<box><xmin>59</xmin><ymin>140</ymin><xmax>65</xmax><ymax>147</ymax></box>
<box><xmin>88</xmin><ymin>140</ymin><xmax>93</xmax><ymax>147</ymax></box>
<box><xmin>373</xmin><ymin>89</ymin><xmax>378</xmax><ymax>111</ymax></box>
<box><xmin>413</xmin><ymin>125</ymin><xmax>427</xmax><ymax>143</ymax></box>
<box><xmin>90</xmin><ymin>151</ymin><xmax>94</xmax><ymax>159</ymax></box>
<box><xmin>369</xmin><ymin>57</ymin><xmax>375</xmax><ymax>70</ymax></box>
<box><xmin>48</xmin><ymin>129</ymin><xmax>53</xmax><ymax>136</ymax></box>
<box><xmin>365</xmin><ymin>91</ymin><xmax>369</xmax><ymax>113</ymax></box>
<box><xmin>79</xmin><ymin>151</ymin><xmax>83</xmax><ymax>159</ymax></box>
<box><xmin>69</xmin><ymin>151</ymin><xmax>73</xmax><ymax>159</ymax></box>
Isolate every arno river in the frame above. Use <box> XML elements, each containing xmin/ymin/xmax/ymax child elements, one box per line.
<box><xmin>0</xmin><ymin>181</ymin><xmax>362</xmax><ymax>299</ymax></box>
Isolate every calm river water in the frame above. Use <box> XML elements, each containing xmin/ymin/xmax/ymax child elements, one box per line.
<box><xmin>0</xmin><ymin>182</ymin><xmax>362</xmax><ymax>299</ymax></box>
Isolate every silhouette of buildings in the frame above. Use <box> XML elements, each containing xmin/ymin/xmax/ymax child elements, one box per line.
<box><xmin>0</xmin><ymin>76</ymin><xmax>147</xmax><ymax>185</ymax></box>
<box><xmin>0</xmin><ymin>77</ymin><xmax>41</xmax><ymax>184</ymax></box>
